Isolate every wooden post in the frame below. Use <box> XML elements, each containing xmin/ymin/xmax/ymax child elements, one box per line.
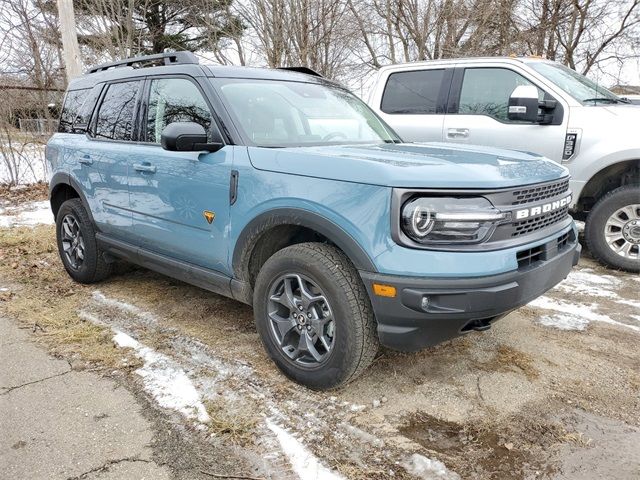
<box><xmin>57</xmin><ymin>0</ymin><xmax>82</xmax><ymax>81</ymax></box>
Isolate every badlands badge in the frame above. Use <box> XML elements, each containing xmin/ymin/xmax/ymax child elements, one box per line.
<box><xmin>203</xmin><ymin>210</ymin><xmax>215</xmax><ymax>224</ymax></box>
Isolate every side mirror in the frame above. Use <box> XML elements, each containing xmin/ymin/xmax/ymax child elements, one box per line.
<box><xmin>508</xmin><ymin>85</ymin><xmax>540</xmax><ymax>123</ymax></box>
<box><xmin>161</xmin><ymin>122</ymin><xmax>223</xmax><ymax>152</ymax></box>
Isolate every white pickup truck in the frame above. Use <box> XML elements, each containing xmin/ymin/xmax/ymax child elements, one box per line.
<box><xmin>368</xmin><ymin>57</ymin><xmax>639</xmax><ymax>272</ymax></box>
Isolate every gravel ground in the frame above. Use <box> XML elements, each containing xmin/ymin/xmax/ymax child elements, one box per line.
<box><xmin>0</xmin><ymin>197</ymin><xmax>638</xmax><ymax>480</ymax></box>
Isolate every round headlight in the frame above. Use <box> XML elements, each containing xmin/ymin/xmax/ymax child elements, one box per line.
<box><xmin>410</xmin><ymin>205</ymin><xmax>435</xmax><ymax>238</ymax></box>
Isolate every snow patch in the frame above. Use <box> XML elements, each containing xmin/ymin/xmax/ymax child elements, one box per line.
<box><xmin>112</xmin><ymin>330</ymin><xmax>210</xmax><ymax>424</ymax></box>
<box><xmin>555</xmin><ymin>269</ymin><xmax>621</xmax><ymax>299</ymax></box>
<box><xmin>92</xmin><ymin>291</ymin><xmax>157</xmax><ymax>324</ymax></box>
<box><xmin>403</xmin><ymin>453</ymin><xmax>460</xmax><ymax>480</ymax></box>
<box><xmin>530</xmin><ymin>296</ymin><xmax>640</xmax><ymax>332</ymax></box>
<box><xmin>0</xmin><ymin>144</ymin><xmax>47</xmax><ymax>185</ymax></box>
<box><xmin>266</xmin><ymin>418</ymin><xmax>344</xmax><ymax>480</ymax></box>
<box><xmin>340</xmin><ymin>423</ymin><xmax>384</xmax><ymax>447</ymax></box>
<box><xmin>538</xmin><ymin>313</ymin><xmax>590</xmax><ymax>331</ymax></box>
<box><xmin>0</xmin><ymin>200</ymin><xmax>53</xmax><ymax>228</ymax></box>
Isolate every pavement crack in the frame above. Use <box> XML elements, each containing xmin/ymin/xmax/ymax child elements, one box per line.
<box><xmin>1</xmin><ymin>370</ymin><xmax>71</xmax><ymax>395</ymax></box>
<box><xmin>66</xmin><ymin>457</ymin><xmax>152</xmax><ymax>480</ymax></box>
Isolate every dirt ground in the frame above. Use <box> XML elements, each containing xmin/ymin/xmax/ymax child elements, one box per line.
<box><xmin>0</xmin><ymin>198</ymin><xmax>638</xmax><ymax>479</ymax></box>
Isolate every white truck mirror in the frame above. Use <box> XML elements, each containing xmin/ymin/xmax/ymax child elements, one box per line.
<box><xmin>508</xmin><ymin>85</ymin><xmax>539</xmax><ymax>123</ymax></box>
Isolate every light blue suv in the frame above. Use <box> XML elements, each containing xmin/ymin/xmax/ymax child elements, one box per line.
<box><xmin>47</xmin><ymin>52</ymin><xmax>580</xmax><ymax>389</ymax></box>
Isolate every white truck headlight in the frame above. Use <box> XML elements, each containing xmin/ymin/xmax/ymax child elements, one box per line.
<box><xmin>401</xmin><ymin>197</ymin><xmax>507</xmax><ymax>244</ymax></box>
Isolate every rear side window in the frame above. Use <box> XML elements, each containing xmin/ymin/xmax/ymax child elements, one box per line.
<box><xmin>145</xmin><ymin>78</ymin><xmax>212</xmax><ymax>144</ymax></box>
<box><xmin>58</xmin><ymin>89</ymin><xmax>89</xmax><ymax>133</ymax></box>
<box><xmin>380</xmin><ymin>69</ymin><xmax>446</xmax><ymax>114</ymax></box>
<box><xmin>94</xmin><ymin>81</ymin><xmax>140</xmax><ymax>141</ymax></box>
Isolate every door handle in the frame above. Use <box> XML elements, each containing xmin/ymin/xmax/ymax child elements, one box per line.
<box><xmin>79</xmin><ymin>155</ymin><xmax>93</xmax><ymax>165</ymax></box>
<box><xmin>133</xmin><ymin>163</ymin><xmax>157</xmax><ymax>173</ymax></box>
<box><xmin>447</xmin><ymin>128</ymin><xmax>469</xmax><ymax>139</ymax></box>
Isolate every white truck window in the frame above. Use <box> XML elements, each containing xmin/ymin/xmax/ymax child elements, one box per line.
<box><xmin>380</xmin><ymin>69</ymin><xmax>446</xmax><ymax>115</ymax></box>
<box><xmin>459</xmin><ymin>68</ymin><xmax>541</xmax><ymax>122</ymax></box>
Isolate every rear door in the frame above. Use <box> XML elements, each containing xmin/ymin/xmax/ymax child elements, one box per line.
<box><xmin>83</xmin><ymin>80</ymin><xmax>142</xmax><ymax>237</ymax></box>
<box><xmin>442</xmin><ymin>65</ymin><xmax>567</xmax><ymax>161</ymax></box>
<box><xmin>127</xmin><ymin>75</ymin><xmax>233</xmax><ymax>273</ymax></box>
<box><xmin>373</xmin><ymin>67</ymin><xmax>453</xmax><ymax>142</ymax></box>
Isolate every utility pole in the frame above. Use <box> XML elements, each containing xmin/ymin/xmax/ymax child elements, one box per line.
<box><xmin>57</xmin><ymin>0</ymin><xmax>82</xmax><ymax>82</ymax></box>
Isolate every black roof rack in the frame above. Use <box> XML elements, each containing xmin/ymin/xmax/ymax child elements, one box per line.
<box><xmin>277</xmin><ymin>66</ymin><xmax>323</xmax><ymax>77</ymax></box>
<box><xmin>87</xmin><ymin>51</ymin><xmax>199</xmax><ymax>74</ymax></box>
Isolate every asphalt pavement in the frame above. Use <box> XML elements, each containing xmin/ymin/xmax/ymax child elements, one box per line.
<box><xmin>0</xmin><ymin>315</ymin><xmax>170</xmax><ymax>480</ymax></box>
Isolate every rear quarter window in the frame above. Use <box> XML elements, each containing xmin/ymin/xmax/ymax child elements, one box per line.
<box><xmin>58</xmin><ymin>89</ymin><xmax>89</xmax><ymax>133</ymax></box>
<box><xmin>380</xmin><ymin>69</ymin><xmax>446</xmax><ymax>115</ymax></box>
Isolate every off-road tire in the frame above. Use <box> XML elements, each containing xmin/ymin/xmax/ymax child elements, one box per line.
<box><xmin>56</xmin><ymin>198</ymin><xmax>112</xmax><ymax>283</ymax></box>
<box><xmin>253</xmin><ymin>242</ymin><xmax>379</xmax><ymax>390</ymax></box>
<box><xmin>585</xmin><ymin>185</ymin><xmax>640</xmax><ymax>272</ymax></box>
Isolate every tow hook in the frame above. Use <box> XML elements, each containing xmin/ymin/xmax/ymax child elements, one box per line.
<box><xmin>463</xmin><ymin>318</ymin><xmax>493</xmax><ymax>332</ymax></box>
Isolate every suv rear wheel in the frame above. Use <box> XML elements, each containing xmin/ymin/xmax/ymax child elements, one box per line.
<box><xmin>56</xmin><ymin>198</ymin><xmax>112</xmax><ymax>283</ymax></box>
<box><xmin>585</xmin><ymin>185</ymin><xmax>640</xmax><ymax>272</ymax></box>
<box><xmin>253</xmin><ymin>243</ymin><xmax>378</xmax><ymax>390</ymax></box>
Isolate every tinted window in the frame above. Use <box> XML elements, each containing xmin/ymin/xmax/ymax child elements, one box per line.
<box><xmin>458</xmin><ymin>68</ymin><xmax>541</xmax><ymax>121</ymax></box>
<box><xmin>381</xmin><ymin>70</ymin><xmax>445</xmax><ymax>114</ymax></box>
<box><xmin>73</xmin><ymin>85</ymin><xmax>103</xmax><ymax>132</ymax></box>
<box><xmin>146</xmin><ymin>78</ymin><xmax>212</xmax><ymax>143</ymax></box>
<box><xmin>58</xmin><ymin>89</ymin><xmax>89</xmax><ymax>133</ymax></box>
<box><xmin>94</xmin><ymin>81</ymin><xmax>140</xmax><ymax>141</ymax></box>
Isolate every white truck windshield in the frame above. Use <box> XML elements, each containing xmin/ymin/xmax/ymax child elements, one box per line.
<box><xmin>529</xmin><ymin>62</ymin><xmax>623</xmax><ymax>105</ymax></box>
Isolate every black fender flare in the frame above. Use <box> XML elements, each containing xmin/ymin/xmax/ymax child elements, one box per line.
<box><xmin>231</xmin><ymin>207</ymin><xmax>377</xmax><ymax>282</ymax></box>
<box><xmin>49</xmin><ymin>173</ymin><xmax>96</xmax><ymax>225</ymax></box>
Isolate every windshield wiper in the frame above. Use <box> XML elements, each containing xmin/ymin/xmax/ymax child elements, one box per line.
<box><xmin>583</xmin><ymin>97</ymin><xmax>619</xmax><ymax>104</ymax></box>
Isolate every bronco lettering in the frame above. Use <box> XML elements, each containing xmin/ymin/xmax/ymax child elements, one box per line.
<box><xmin>515</xmin><ymin>194</ymin><xmax>572</xmax><ymax>220</ymax></box>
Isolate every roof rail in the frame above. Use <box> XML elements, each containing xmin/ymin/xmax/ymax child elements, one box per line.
<box><xmin>277</xmin><ymin>66</ymin><xmax>323</xmax><ymax>77</ymax></box>
<box><xmin>87</xmin><ymin>51</ymin><xmax>199</xmax><ymax>74</ymax></box>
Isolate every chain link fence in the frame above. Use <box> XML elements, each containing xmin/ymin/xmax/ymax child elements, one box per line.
<box><xmin>18</xmin><ymin>118</ymin><xmax>58</xmax><ymax>137</ymax></box>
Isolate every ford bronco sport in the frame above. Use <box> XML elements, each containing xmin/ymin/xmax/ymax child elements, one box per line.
<box><xmin>369</xmin><ymin>57</ymin><xmax>639</xmax><ymax>272</ymax></box>
<box><xmin>47</xmin><ymin>52</ymin><xmax>580</xmax><ymax>389</ymax></box>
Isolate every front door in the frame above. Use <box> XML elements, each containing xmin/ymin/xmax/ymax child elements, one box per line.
<box><xmin>442</xmin><ymin>66</ymin><xmax>567</xmax><ymax>162</ymax></box>
<box><xmin>127</xmin><ymin>76</ymin><xmax>232</xmax><ymax>273</ymax></box>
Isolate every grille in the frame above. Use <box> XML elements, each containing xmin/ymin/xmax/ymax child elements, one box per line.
<box><xmin>516</xmin><ymin>230</ymin><xmax>575</xmax><ymax>270</ymax></box>
<box><xmin>512</xmin><ymin>205</ymin><xmax>570</xmax><ymax>237</ymax></box>
<box><xmin>517</xmin><ymin>245</ymin><xmax>544</xmax><ymax>269</ymax></box>
<box><xmin>557</xmin><ymin>231</ymin><xmax>571</xmax><ymax>250</ymax></box>
<box><xmin>511</xmin><ymin>179</ymin><xmax>570</xmax><ymax>205</ymax></box>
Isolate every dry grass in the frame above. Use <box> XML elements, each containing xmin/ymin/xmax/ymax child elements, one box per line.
<box><xmin>478</xmin><ymin>344</ymin><xmax>539</xmax><ymax>379</ymax></box>
<box><xmin>0</xmin><ymin>182</ymin><xmax>48</xmax><ymax>205</ymax></box>
<box><xmin>0</xmin><ymin>225</ymin><xmax>136</xmax><ymax>369</ymax></box>
<box><xmin>204</xmin><ymin>397</ymin><xmax>259</xmax><ymax>445</ymax></box>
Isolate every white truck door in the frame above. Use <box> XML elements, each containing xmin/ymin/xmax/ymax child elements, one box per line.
<box><xmin>371</xmin><ymin>67</ymin><xmax>452</xmax><ymax>143</ymax></box>
<box><xmin>442</xmin><ymin>66</ymin><xmax>567</xmax><ymax>162</ymax></box>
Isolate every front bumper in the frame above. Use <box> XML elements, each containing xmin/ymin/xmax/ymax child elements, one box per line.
<box><xmin>360</xmin><ymin>231</ymin><xmax>581</xmax><ymax>352</ymax></box>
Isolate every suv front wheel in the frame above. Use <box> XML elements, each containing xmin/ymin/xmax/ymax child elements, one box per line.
<box><xmin>253</xmin><ymin>243</ymin><xmax>378</xmax><ymax>390</ymax></box>
<box><xmin>56</xmin><ymin>198</ymin><xmax>112</xmax><ymax>283</ymax></box>
<box><xmin>585</xmin><ymin>185</ymin><xmax>640</xmax><ymax>272</ymax></box>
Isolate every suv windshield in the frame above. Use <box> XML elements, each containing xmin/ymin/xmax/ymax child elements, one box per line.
<box><xmin>529</xmin><ymin>61</ymin><xmax>622</xmax><ymax>105</ymax></box>
<box><xmin>213</xmin><ymin>78</ymin><xmax>400</xmax><ymax>147</ymax></box>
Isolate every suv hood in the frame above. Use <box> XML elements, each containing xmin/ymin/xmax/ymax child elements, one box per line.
<box><xmin>247</xmin><ymin>142</ymin><xmax>567</xmax><ymax>189</ymax></box>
